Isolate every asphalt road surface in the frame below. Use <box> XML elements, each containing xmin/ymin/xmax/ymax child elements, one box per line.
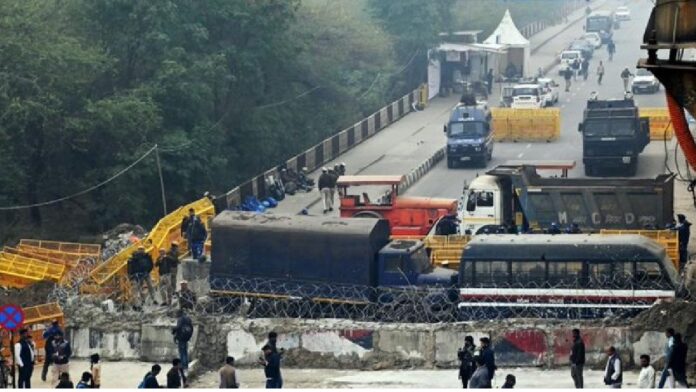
<box><xmin>406</xmin><ymin>0</ymin><xmax>671</xmax><ymax>200</ymax></box>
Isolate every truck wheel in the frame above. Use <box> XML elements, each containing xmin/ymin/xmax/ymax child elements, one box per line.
<box><xmin>353</xmin><ymin>211</ymin><xmax>383</xmax><ymax>219</ymax></box>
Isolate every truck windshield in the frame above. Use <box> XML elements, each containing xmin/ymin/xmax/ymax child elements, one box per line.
<box><xmin>561</xmin><ymin>52</ymin><xmax>579</xmax><ymax>60</ymax></box>
<box><xmin>448</xmin><ymin>121</ymin><xmax>486</xmax><ymax>139</ymax></box>
<box><xmin>586</xmin><ymin>16</ymin><xmax>611</xmax><ymax>32</ymax></box>
<box><xmin>585</xmin><ymin>118</ymin><xmax>635</xmax><ymax>137</ymax></box>
<box><xmin>512</xmin><ymin>88</ymin><xmax>539</xmax><ymax>97</ymax></box>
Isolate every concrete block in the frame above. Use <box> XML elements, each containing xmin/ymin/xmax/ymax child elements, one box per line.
<box><xmin>376</xmin><ymin>330</ymin><xmax>430</xmax><ymax>360</ymax></box>
<box><xmin>227</xmin><ymin>328</ymin><xmax>261</xmax><ymax>365</ymax></box>
<box><xmin>493</xmin><ymin>329</ymin><xmax>547</xmax><ymax>366</ymax></box>
<box><xmin>435</xmin><ymin>330</ymin><xmax>487</xmax><ymax>365</ymax></box>
<box><xmin>180</xmin><ymin>261</ymin><xmax>210</xmax><ymax>297</ymax></box>
<box><xmin>301</xmin><ymin>330</ymin><xmax>372</xmax><ymax>358</ymax></box>
<box><xmin>367</xmin><ymin>115</ymin><xmax>376</xmax><ymax>135</ymax></box>
<box><xmin>553</xmin><ymin>327</ymin><xmax>630</xmax><ymax>366</ymax></box>
<box><xmin>304</xmin><ymin>147</ymin><xmax>316</xmax><ymax>171</ymax></box>
<box><xmin>338</xmin><ymin>130</ymin><xmax>348</xmax><ymax>154</ymax></box>
<box><xmin>353</xmin><ymin>123</ymin><xmax>363</xmax><ymax>144</ymax></box>
<box><xmin>141</xmin><ymin>324</ymin><xmax>197</xmax><ymax>362</ymax></box>
<box><xmin>71</xmin><ymin>328</ymin><xmax>141</xmax><ymax>360</ymax></box>
<box><xmin>322</xmin><ymin>139</ymin><xmax>332</xmax><ymax>162</ymax></box>
<box><xmin>632</xmin><ymin>331</ymin><xmax>667</xmax><ymax>365</ymax></box>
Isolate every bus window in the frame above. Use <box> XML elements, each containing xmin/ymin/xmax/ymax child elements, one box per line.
<box><xmin>588</xmin><ymin>262</ymin><xmax>632</xmax><ymax>288</ymax></box>
<box><xmin>474</xmin><ymin>261</ymin><xmax>509</xmax><ymax>286</ymax></box>
<box><xmin>511</xmin><ymin>261</ymin><xmax>546</xmax><ymax>287</ymax></box>
<box><xmin>636</xmin><ymin>261</ymin><xmax>668</xmax><ymax>289</ymax></box>
<box><xmin>460</xmin><ymin>260</ymin><xmax>474</xmax><ymax>285</ymax></box>
<box><xmin>547</xmin><ymin>261</ymin><xmax>583</xmax><ymax>287</ymax></box>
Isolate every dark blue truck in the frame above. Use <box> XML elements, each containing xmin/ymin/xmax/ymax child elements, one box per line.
<box><xmin>444</xmin><ymin>104</ymin><xmax>494</xmax><ymax>168</ymax></box>
<box><xmin>209</xmin><ymin>211</ymin><xmax>457</xmax><ymax>321</ymax></box>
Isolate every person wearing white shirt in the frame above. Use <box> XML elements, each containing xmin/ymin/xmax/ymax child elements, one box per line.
<box><xmin>603</xmin><ymin>346</ymin><xmax>623</xmax><ymax>388</ymax></box>
<box><xmin>14</xmin><ymin>328</ymin><xmax>36</xmax><ymax>389</ymax></box>
<box><xmin>637</xmin><ymin>354</ymin><xmax>656</xmax><ymax>389</ymax></box>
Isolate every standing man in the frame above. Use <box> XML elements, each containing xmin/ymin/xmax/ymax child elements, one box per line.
<box><xmin>486</xmin><ymin>69</ymin><xmax>494</xmax><ymax>95</ymax></box>
<box><xmin>581</xmin><ymin>57</ymin><xmax>590</xmax><ymax>81</ymax></box>
<box><xmin>128</xmin><ymin>245</ymin><xmax>158</xmax><ymax>307</ymax></box>
<box><xmin>52</xmin><ymin>332</ymin><xmax>72</xmax><ymax>384</ymax></box>
<box><xmin>186</xmin><ymin>211</ymin><xmax>207</xmax><ymax>261</ymax></box>
<box><xmin>166</xmin><ymin>358</ymin><xmax>187</xmax><ymax>388</ymax></box>
<box><xmin>603</xmin><ymin>346</ymin><xmax>623</xmax><ymax>389</ymax></box>
<box><xmin>637</xmin><ymin>355</ymin><xmax>656</xmax><ymax>388</ymax></box>
<box><xmin>177</xmin><ymin>280</ymin><xmax>197</xmax><ymax>310</ymax></box>
<box><xmin>219</xmin><ymin>356</ymin><xmax>239</xmax><ymax>388</ymax></box>
<box><xmin>42</xmin><ymin>320</ymin><xmax>62</xmax><ymax>381</ymax></box>
<box><xmin>564</xmin><ymin>67</ymin><xmax>573</xmax><ymax>92</ymax></box>
<box><xmin>173</xmin><ymin>309</ymin><xmax>194</xmax><ymax>371</ymax></box>
<box><xmin>570</xmin><ymin>328</ymin><xmax>586</xmax><ymax>388</ymax></box>
<box><xmin>597</xmin><ymin>61</ymin><xmax>605</xmax><ymax>85</ymax></box>
<box><xmin>607</xmin><ymin>40</ymin><xmax>616</xmax><ymax>61</ymax></box>
<box><xmin>318</xmin><ymin>168</ymin><xmax>333</xmax><ymax>214</ymax></box>
<box><xmin>479</xmin><ymin>337</ymin><xmax>497</xmax><ymax>385</ymax></box>
<box><xmin>329</xmin><ymin>166</ymin><xmax>339</xmax><ymax>210</ymax></box>
<box><xmin>156</xmin><ymin>248</ymin><xmax>176</xmax><ymax>306</ymax></box>
<box><xmin>670</xmin><ymin>333</ymin><xmax>688</xmax><ymax>388</ymax></box>
<box><xmin>674</xmin><ymin>214</ymin><xmax>691</xmax><ymax>271</ymax></box>
<box><xmin>658</xmin><ymin>328</ymin><xmax>675</xmax><ymax>388</ymax></box>
<box><xmin>458</xmin><ymin>335</ymin><xmax>476</xmax><ymax>388</ymax></box>
<box><xmin>15</xmin><ymin>328</ymin><xmax>35</xmax><ymax>389</ymax></box>
<box><xmin>620</xmin><ymin>68</ymin><xmax>634</xmax><ymax>93</ymax></box>
<box><xmin>261</xmin><ymin>345</ymin><xmax>282</xmax><ymax>389</ymax></box>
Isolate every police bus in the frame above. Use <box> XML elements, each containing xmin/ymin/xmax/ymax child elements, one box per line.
<box><xmin>586</xmin><ymin>11</ymin><xmax>615</xmax><ymax>44</ymax></box>
<box><xmin>458</xmin><ymin>234</ymin><xmax>678</xmax><ymax>318</ymax></box>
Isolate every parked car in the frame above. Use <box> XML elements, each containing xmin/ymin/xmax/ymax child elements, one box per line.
<box><xmin>558</xmin><ymin>50</ymin><xmax>583</xmax><ymax>76</ymax></box>
<box><xmin>615</xmin><ymin>6</ymin><xmax>630</xmax><ymax>21</ymax></box>
<box><xmin>510</xmin><ymin>84</ymin><xmax>547</xmax><ymax>109</ymax></box>
<box><xmin>537</xmin><ymin>78</ymin><xmax>559</xmax><ymax>106</ymax></box>
<box><xmin>631</xmin><ymin>68</ymin><xmax>660</xmax><ymax>94</ymax></box>
<box><xmin>582</xmin><ymin>32</ymin><xmax>602</xmax><ymax>48</ymax></box>
<box><xmin>499</xmin><ymin>85</ymin><xmax>514</xmax><ymax>107</ymax></box>
<box><xmin>569</xmin><ymin>40</ymin><xmax>594</xmax><ymax>59</ymax></box>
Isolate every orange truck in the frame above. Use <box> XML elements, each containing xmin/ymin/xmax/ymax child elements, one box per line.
<box><xmin>336</xmin><ymin>175</ymin><xmax>457</xmax><ymax>237</ymax></box>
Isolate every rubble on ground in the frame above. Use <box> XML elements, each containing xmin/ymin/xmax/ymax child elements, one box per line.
<box><xmin>100</xmin><ymin>223</ymin><xmax>147</xmax><ymax>260</ymax></box>
<box><xmin>0</xmin><ymin>281</ymin><xmax>57</xmax><ymax>307</ymax></box>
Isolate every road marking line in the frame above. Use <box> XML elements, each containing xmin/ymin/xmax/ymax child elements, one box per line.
<box><xmin>526</xmin><ymin>144</ymin><xmax>531</xmax><ymax>149</ymax></box>
<box><xmin>517</xmin><ymin>153</ymin><xmax>524</xmax><ymax>158</ymax></box>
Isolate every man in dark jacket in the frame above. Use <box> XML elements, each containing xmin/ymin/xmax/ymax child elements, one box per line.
<box><xmin>670</xmin><ymin>333</ymin><xmax>688</xmax><ymax>387</ymax></box>
<box><xmin>318</xmin><ymin>168</ymin><xmax>333</xmax><ymax>214</ymax></box>
<box><xmin>261</xmin><ymin>344</ymin><xmax>282</xmax><ymax>388</ymax></box>
<box><xmin>675</xmin><ymin>214</ymin><xmax>691</xmax><ymax>271</ymax></box>
<box><xmin>166</xmin><ymin>358</ymin><xmax>187</xmax><ymax>388</ymax></box>
<box><xmin>41</xmin><ymin>320</ymin><xmax>62</xmax><ymax>381</ymax></box>
<box><xmin>479</xmin><ymin>337</ymin><xmax>497</xmax><ymax>383</ymax></box>
<box><xmin>570</xmin><ymin>328</ymin><xmax>586</xmax><ymax>388</ymax></box>
<box><xmin>51</xmin><ymin>332</ymin><xmax>72</xmax><ymax>384</ymax></box>
<box><xmin>185</xmin><ymin>211</ymin><xmax>207</xmax><ymax>261</ymax></box>
<box><xmin>173</xmin><ymin>310</ymin><xmax>194</xmax><ymax>370</ymax></box>
<box><xmin>603</xmin><ymin>346</ymin><xmax>622</xmax><ymax>388</ymax></box>
<box><xmin>468</xmin><ymin>356</ymin><xmax>491</xmax><ymax>388</ymax></box>
<box><xmin>156</xmin><ymin>248</ymin><xmax>177</xmax><ymax>306</ymax></box>
<box><xmin>128</xmin><ymin>245</ymin><xmax>157</xmax><ymax>307</ymax></box>
<box><xmin>143</xmin><ymin>364</ymin><xmax>162</xmax><ymax>388</ymax></box>
<box><xmin>15</xmin><ymin>328</ymin><xmax>35</xmax><ymax>388</ymax></box>
<box><xmin>458</xmin><ymin>336</ymin><xmax>476</xmax><ymax>388</ymax></box>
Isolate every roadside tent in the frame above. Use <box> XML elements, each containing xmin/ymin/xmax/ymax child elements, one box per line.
<box><xmin>483</xmin><ymin>9</ymin><xmax>530</xmax><ymax>78</ymax></box>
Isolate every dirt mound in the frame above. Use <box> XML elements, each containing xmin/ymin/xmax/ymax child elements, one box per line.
<box><xmin>0</xmin><ymin>281</ymin><xmax>57</xmax><ymax>308</ymax></box>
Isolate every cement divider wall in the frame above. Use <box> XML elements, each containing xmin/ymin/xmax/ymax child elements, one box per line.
<box><xmin>63</xmin><ymin>304</ymin><xmax>668</xmax><ymax>371</ymax></box>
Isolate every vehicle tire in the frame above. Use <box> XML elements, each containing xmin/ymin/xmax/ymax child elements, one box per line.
<box><xmin>627</xmin><ymin>160</ymin><xmax>638</xmax><ymax>176</ymax></box>
<box><xmin>353</xmin><ymin>211</ymin><xmax>383</xmax><ymax>219</ymax></box>
<box><xmin>447</xmin><ymin>157</ymin><xmax>455</xmax><ymax>169</ymax></box>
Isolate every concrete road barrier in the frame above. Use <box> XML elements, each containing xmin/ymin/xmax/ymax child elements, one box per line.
<box><xmin>640</xmin><ymin>108</ymin><xmax>675</xmax><ymax>141</ymax></box>
<box><xmin>491</xmin><ymin>108</ymin><xmax>561</xmax><ymax>142</ymax></box>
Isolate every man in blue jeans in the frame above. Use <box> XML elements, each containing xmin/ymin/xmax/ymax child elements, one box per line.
<box><xmin>181</xmin><ymin>209</ymin><xmax>207</xmax><ymax>260</ymax></box>
<box><xmin>173</xmin><ymin>310</ymin><xmax>194</xmax><ymax>370</ymax></box>
<box><xmin>658</xmin><ymin>328</ymin><xmax>675</xmax><ymax>388</ymax></box>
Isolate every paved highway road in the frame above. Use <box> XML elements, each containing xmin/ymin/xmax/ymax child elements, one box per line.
<box><xmin>406</xmin><ymin>0</ymin><xmax>672</xmax><ymax>200</ymax></box>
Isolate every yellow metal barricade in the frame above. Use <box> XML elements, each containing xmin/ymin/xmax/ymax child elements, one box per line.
<box><xmin>491</xmin><ymin>108</ymin><xmax>561</xmax><ymax>142</ymax></box>
<box><xmin>600</xmin><ymin>229</ymin><xmax>679</xmax><ymax>269</ymax></box>
<box><xmin>0</xmin><ymin>252</ymin><xmax>66</xmax><ymax>285</ymax></box>
<box><xmin>639</xmin><ymin>108</ymin><xmax>674</xmax><ymax>141</ymax></box>
<box><xmin>424</xmin><ymin>235</ymin><xmax>471</xmax><ymax>270</ymax></box>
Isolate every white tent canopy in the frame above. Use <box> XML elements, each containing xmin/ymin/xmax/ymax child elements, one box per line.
<box><xmin>483</xmin><ymin>9</ymin><xmax>530</xmax><ymax>77</ymax></box>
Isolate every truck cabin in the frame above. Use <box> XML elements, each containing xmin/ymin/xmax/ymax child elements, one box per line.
<box><xmin>579</xmin><ymin>99</ymin><xmax>649</xmax><ymax>147</ymax></box>
<box><xmin>337</xmin><ymin>175</ymin><xmax>403</xmax><ymax>210</ymax></box>
<box><xmin>586</xmin><ymin>11</ymin><xmax>614</xmax><ymax>42</ymax></box>
<box><xmin>378</xmin><ymin>240</ymin><xmax>456</xmax><ymax>287</ymax></box>
<box><xmin>457</xmin><ymin>234</ymin><xmax>677</xmax><ymax>317</ymax></box>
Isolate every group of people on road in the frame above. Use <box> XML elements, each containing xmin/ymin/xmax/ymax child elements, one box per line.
<box><xmin>457</xmin><ymin>336</ymin><xmax>500</xmax><ymax>388</ymax></box>
<box><xmin>317</xmin><ymin>163</ymin><xmax>346</xmax><ymax>214</ymax></box>
<box><xmin>126</xmin><ymin>208</ymin><xmax>204</xmax><ymax>309</ymax></box>
<box><xmin>569</xmin><ymin>327</ymin><xmax>689</xmax><ymax>389</ymax></box>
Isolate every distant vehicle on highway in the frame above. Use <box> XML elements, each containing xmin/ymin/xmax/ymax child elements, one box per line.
<box><xmin>511</xmin><ymin>84</ymin><xmax>548</xmax><ymax>109</ymax></box>
<box><xmin>582</xmin><ymin>32</ymin><xmax>602</xmax><ymax>48</ymax></box>
<box><xmin>499</xmin><ymin>85</ymin><xmax>514</xmax><ymax>107</ymax></box>
<box><xmin>537</xmin><ymin>78</ymin><xmax>559</xmax><ymax>106</ymax></box>
<box><xmin>558</xmin><ymin>50</ymin><xmax>583</xmax><ymax>76</ymax></box>
<box><xmin>631</xmin><ymin>68</ymin><xmax>661</xmax><ymax>94</ymax></box>
<box><xmin>614</xmin><ymin>6</ymin><xmax>631</xmax><ymax>21</ymax></box>
<box><xmin>569</xmin><ymin>39</ymin><xmax>594</xmax><ymax>59</ymax></box>
<box><xmin>444</xmin><ymin>104</ymin><xmax>494</xmax><ymax>168</ymax></box>
<box><xmin>586</xmin><ymin>11</ymin><xmax>615</xmax><ymax>43</ymax></box>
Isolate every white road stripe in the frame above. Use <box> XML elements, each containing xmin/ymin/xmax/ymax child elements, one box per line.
<box><xmin>517</xmin><ymin>153</ymin><xmax>524</xmax><ymax>158</ymax></box>
<box><xmin>526</xmin><ymin>144</ymin><xmax>531</xmax><ymax>149</ymax></box>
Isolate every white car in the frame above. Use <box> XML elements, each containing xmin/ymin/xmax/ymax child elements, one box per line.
<box><xmin>615</xmin><ymin>6</ymin><xmax>631</xmax><ymax>21</ymax></box>
<box><xmin>631</xmin><ymin>68</ymin><xmax>660</xmax><ymax>94</ymax></box>
<box><xmin>582</xmin><ymin>32</ymin><xmax>602</xmax><ymax>49</ymax></box>
<box><xmin>558</xmin><ymin>50</ymin><xmax>583</xmax><ymax>76</ymax></box>
<box><xmin>510</xmin><ymin>84</ymin><xmax>547</xmax><ymax>109</ymax></box>
<box><xmin>537</xmin><ymin>78</ymin><xmax>559</xmax><ymax>106</ymax></box>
